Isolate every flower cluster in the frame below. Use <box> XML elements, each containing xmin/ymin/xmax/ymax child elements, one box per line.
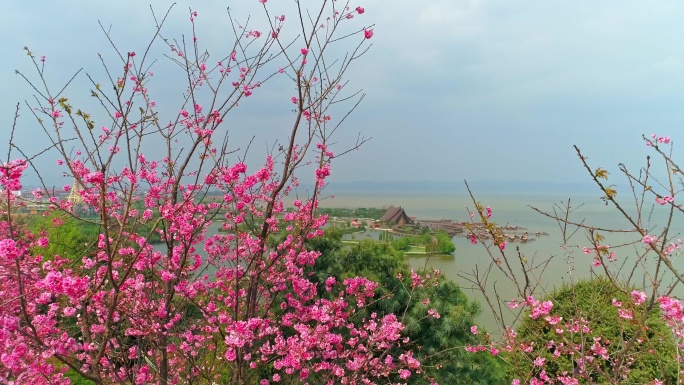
<box><xmin>0</xmin><ymin>159</ymin><xmax>27</xmax><ymax>192</ymax></box>
<box><xmin>0</xmin><ymin>2</ymin><xmax>426</xmax><ymax>384</ymax></box>
<box><xmin>646</xmin><ymin>133</ymin><xmax>671</xmax><ymax>146</ymax></box>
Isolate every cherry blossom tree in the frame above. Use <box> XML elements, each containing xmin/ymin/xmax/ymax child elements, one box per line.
<box><xmin>0</xmin><ymin>2</ymin><xmax>435</xmax><ymax>384</ymax></box>
<box><xmin>464</xmin><ymin>135</ymin><xmax>684</xmax><ymax>384</ymax></box>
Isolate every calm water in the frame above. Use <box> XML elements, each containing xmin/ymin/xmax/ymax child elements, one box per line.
<box><xmin>315</xmin><ymin>193</ymin><xmax>684</xmax><ymax>332</ymax></box>
<box><xmin>159</xmin><ymin>193</ymin><xmax>683</xmax><ymax>333</ymax></box>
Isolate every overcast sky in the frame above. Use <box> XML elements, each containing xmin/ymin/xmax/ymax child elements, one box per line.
<box><xmin>3</xmin><ymin>1</ymin><xmax>683</xmax><ymax>188</ymax></box>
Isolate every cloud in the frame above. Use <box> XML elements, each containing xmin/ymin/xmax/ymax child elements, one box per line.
<box><xmin>3</xmin><ymin>0</ymin><xmax>684</xmax><ymax>187</ymax></box>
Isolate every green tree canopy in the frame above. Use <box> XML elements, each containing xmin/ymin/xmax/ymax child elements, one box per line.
<box><xmin>307</xmin><ymin>230</ymin><xmax>506</xmax><ymax>384</ymax></box>
<box><xmin>28</xmin><ymin>211</ymin><xmax>100</xmax><ymax>262</ymax></box>
<box><xmin>510</xmin><ymin>277</ymin><xmax>677</xmax><ymax>384</ymax></box>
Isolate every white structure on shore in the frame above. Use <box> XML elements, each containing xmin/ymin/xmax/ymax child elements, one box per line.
<box><xmin>67</xmin><ymin>178</ymin><xmax>84</xmax><ymax>205</ymax></box>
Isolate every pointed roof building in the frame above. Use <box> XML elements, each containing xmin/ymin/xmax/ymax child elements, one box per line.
<box><xmin>67</xmin><ymin>178</ymin><xmax>84</xmax><ymax>205</ymax></box>
<box><xmin>379</xmin><ymin>206</ymin><xmax>411</xmax><ymax>226</ymax></box>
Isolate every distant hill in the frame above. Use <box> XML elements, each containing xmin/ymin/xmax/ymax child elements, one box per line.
<box><xmin>316</xmin><ymin>180</ymin><xmax>624</xmax><ymax>196</ymax></box>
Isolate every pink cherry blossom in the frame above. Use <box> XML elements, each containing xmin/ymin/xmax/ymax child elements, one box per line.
<box><xmin>0</xmin><ymin>4</ymin><xmax>423</xmax><ymax>384</ymax></box>
<box><xmin>642</xmin><ymin>234</ymin><xmax>658</xmax><ymax>245</ymax></box>
<box><xmin>632</xmin><ymin>290</ymin><xmax>647</xmax><ymax>305</ymax></box>
<box><xmin>0</xmin><ymin>239</ymin><xmax>20</xmax><ymax>261</ymax></box>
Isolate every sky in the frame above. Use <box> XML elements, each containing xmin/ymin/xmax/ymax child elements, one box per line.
<box><xmin>2</xmin><ymin>0</ymin><xmax>684</xmax><ymax>189</ymax></box>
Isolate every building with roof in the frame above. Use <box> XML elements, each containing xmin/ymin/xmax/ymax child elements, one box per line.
<box><xmin>379</xmin><ymin>206</ymin><xmax>411</xmax><ymax>226</ymax></box>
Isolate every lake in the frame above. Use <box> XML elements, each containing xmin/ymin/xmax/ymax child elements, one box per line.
<box><xmin>158</xmin><ymin>192</ymin><xmax>683</xmax><ymax>333</ymax></box>
<box><xmin>314</xmin><ymin>192</ymin><xmax>684</xmax><ymax>332</ymax></box>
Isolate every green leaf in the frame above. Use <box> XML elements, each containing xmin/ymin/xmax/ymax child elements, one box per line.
<box><xmin>595</xmin><ymin>168</ymin><xmax>609</xmax><ymax>180</ymax></box>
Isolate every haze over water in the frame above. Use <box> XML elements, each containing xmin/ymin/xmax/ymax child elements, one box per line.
<box><xmin>167</xmin><ymin>190</ymin><xmax>682</xmax><ymax>333</ymax></box>
<box><xmin>322</xmin><ymin>191</ymin><xmax>684</xmax><ymax>332</ymax></box>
